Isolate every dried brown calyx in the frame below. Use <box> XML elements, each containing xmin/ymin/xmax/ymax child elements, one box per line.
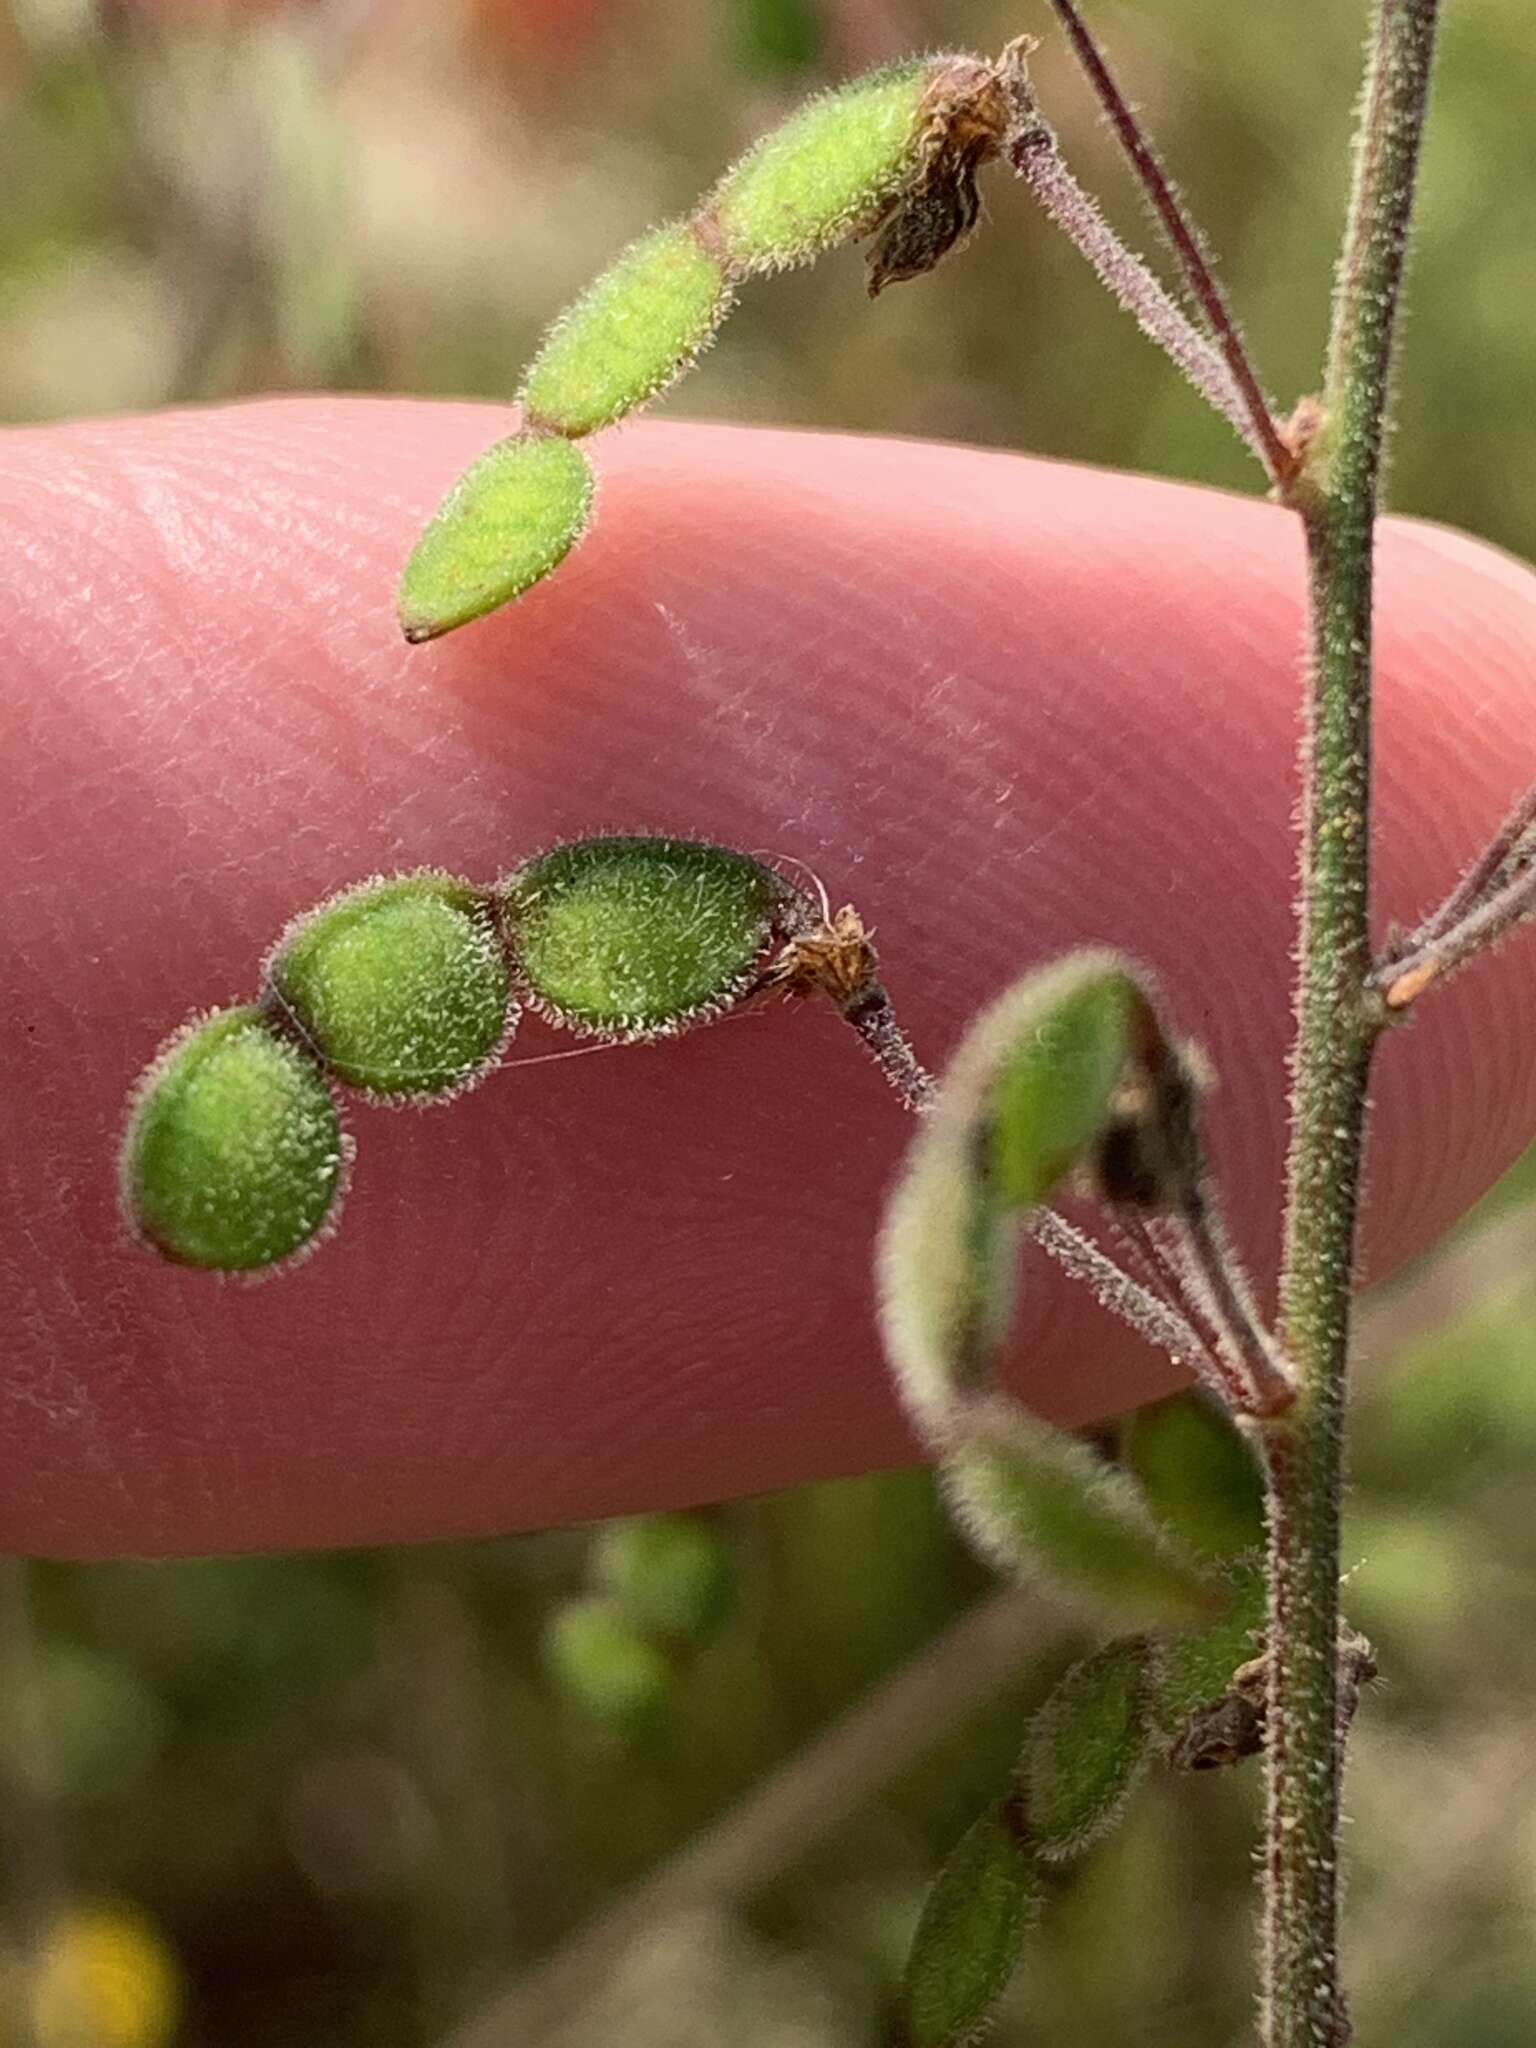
<box><xmin>868</xmin><ymin>37</ymin><xmax>1039</xmax><ymax>295</ymax></box>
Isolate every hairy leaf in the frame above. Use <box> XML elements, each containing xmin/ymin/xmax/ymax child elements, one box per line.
<box><xmin>943</xmin><ymin>1399</ymin><xmax>1224</xmax><ymax>1630</ymax></box>
<box><xmin>1022</xmin><ymin>1638</ymin><xmax>1151</xmax><ymax>1862</ymax></box>
<box><xmin>904</xmin><ymin>1804</ymin><xmax>1043</xmax><ymax>2048</ymax></box>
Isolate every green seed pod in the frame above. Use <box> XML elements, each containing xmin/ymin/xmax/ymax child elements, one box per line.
<box><xmin>122</xmin><ymin>1007</ymin><xmax>346</xmax><ymax>1273</ymax></box>
<box><xmin>709</xmin><ymin>58</ymin><xmax>934</xmax><ymax>271</ymax></box>
<box><xmin>502</xmin><ymin>835</ymin><xmax>786</xmax><ymax>1039</ymax></box>
<box><xmin>520</xmin><ymin>223</ymin><xmax>734</xmax><ymax>438</ymax></box>
<box><xmin>1122</xmin><ymin>1394</ymin><xmax>1265</xmax><ymax>1562</ymax></box>
<box><xmin>396</xmin><ymin>432</ymin><xmax>594</xmax><ymax>644</ymax></box>
<box><xmin>903</xmin><ymin>1803</ymin><xmax>1043</xmax><ymax>2048</ymax></box>
<box><xmin>591</xmin><ymin>1514</ymin><xmax>736</xmax><ymax>1644</ymax></box>
<box><xmin>1022</xmin><ymin>1639</ymin><xmax>1151</xmax><ymax>1864</ymax></box>
<box><xmin>543</xmin><ymin>1595</ymin><xmax>673</xmax><ymax>1734</ymax></box>
<box><xmin>267</xmin><ymin>873</ymin><xmax>513</xmax><ymax>1100</ymax></box>
<box><xmin>876</xmin><ymin>952</ymin><xmax>1143</xmax><ymax>1424</ymax></box>
<box><xmin>942</xmin><ymin>1397</ymin><xmax>1223</xmax><ymax>1631</ymax></box>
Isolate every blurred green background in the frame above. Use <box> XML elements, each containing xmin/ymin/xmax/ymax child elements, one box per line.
<box><xmin>3</xmin><ymin>1</ymin><xmax>1535</xmax><ymax>2043</ymax></box>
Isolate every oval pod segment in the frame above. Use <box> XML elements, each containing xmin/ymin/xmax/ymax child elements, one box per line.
<box><xmin>267</xmin><ymin>872</ymin><xmax>515</xmax><ymax>1101</ymax></box>
<box><xmin>543</xmin><ymin>1595</ymin><xmax>674</xmax><ymax>1735</ymax></box>
<box><xmin>501</xmin><ymin>835</ymin><xmax>788</xmax><ymax>1040</ymax></box>
<box><xmin>396</xmin><ymin>432</ymin><xmax>594</xmax><ymax>643</ymax></box>
<box><xmin>591</xmin><ymin>1514</ymin><xmax>736</xmax><ymax>1644</ymax></box>
<box><xmin>121</xmin><ymin>1006</ymin><xmax>347</xmax><ymax>1273</ymax></box>
<box><xmin>520</xmin><ymin>222</ymin><xmax>735</xmax><ymax>437</ymax></box>
<box><xmin>709</xmin><ymin>57</ymin><xmax>935</xmax><ymax>271</ymax></box>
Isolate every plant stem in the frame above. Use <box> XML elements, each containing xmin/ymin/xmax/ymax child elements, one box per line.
<box><xmin>1011</xmin><ymin>124</ymin><xmax>1264</xmax><ymax>467</ymax></box>
<box><xmin>1261</xmin><ymin>6</ymin><xmax>1440</xmax><ymax>2045</ymax></box>
<box><xmin>1045</xmin><ymin>0</ymin><xmax>1296</xmax><ymax>488</ymax></box>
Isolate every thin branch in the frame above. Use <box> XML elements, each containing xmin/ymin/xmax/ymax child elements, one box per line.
<box><xmin>1027</xmin><ymin>1207</ymin><xmax>1210</xmax><ymax>1367</ymax></box>
<box><xmin>1010</xmin><ymin>123</ymin><xmax>1268</xmax><ymax>467</ymax></box>
<box><xmin>1173</xmin><ymin>1195</ymin><xmax>1296</xmax><ymax>1419</ymax></box>
<box><xmin>838</xmin><ymin>981</ymin><xmax>935</xmax><ymax>1111</ymax></box>
<box><xmin>1410</xmin><ymin>779</ymin><xmax>1536</xmax><ymax>946</ymax></box>
<box><xmin>1374</xmin><ymin>859</ymin><xmax>1536</xmax><ymax>1010</ymax></box>
<box><xmin>1044</xmin><ymin>0</ymin><xmax>1296</xmax><ymax>487</ymax></box>
<box><xmin>1372</xmin><ymin>777</ymin><xmax>1536</xmax><ymax>1005</ymax></box>
<box><xmin>1325</xmin><ymin>0</ymin><xmax>1401</xmax><ymax>414</ymax></box>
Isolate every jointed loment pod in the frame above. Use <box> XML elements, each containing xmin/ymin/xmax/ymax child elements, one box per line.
<box><xmin>396</xmin><ymin>42</ymin><xmax>1039</xmax><ymax>642</ymax></box>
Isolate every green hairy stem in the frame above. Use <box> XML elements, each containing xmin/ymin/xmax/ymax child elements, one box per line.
<box><xmin>1263</xmin><ymin>5</ymin><xmax>1441</xmax><ymax>2044</ymax></box>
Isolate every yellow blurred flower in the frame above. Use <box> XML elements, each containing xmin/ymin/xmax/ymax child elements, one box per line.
<box><xmin>14</xmin><ymin>1904</ymin><xmax>182</xmax><ymax>2048</ymax></box>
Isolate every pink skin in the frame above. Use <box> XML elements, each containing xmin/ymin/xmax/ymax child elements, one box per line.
<box><xmin>5</xmin><ymin>399</ymin><xmax>1536</xmax><ymax>1558</ymax></box>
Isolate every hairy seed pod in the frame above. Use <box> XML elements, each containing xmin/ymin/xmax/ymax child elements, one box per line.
<box><xmin>397</xmin><ymin>432</ymin><xmax>594</xmax><ymax>643</ymax></box>
<box><xmin>122</xmin><ymin>1007</ymin><xmax>346</xmax><ymax>1272</ymax></box>
<box><xmin>903</xmin><ymin>1802</ymin><xmax>1043</xmax><ymax>2048</ymax></box>
<box><xmin>267</xmin><ymin>874</ymin><xmax>514</xmax><ymax>1100</ymax></box>
<box><xmin>1023</xmin><ymin>1638</ymin><xmax>1152</xmax><ymax>1862</ymax></box>
<box><xmin>502</xmin><ymin>835</ymin><xmax>786</xmax><ymax>1039</ymax></box>
<box><xmin>399</xmin><ymin>46</ymin><xmax>1035</xmax><ymax>638</ymax></box>
<box><xmin>520</xmin><ymin>222</ymin><xmax>735</xmax><ymax>437</ymax></box>
<box><xmin>709</xmin><ymin>58</ymin><xmax>934</xmax><ymax>271</ymax></box>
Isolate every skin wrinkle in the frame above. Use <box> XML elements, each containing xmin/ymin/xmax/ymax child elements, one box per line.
<box><xmin>3</xmin><ymin>399</ymin><xmax>1535</xmax><ymax>1557</ymax></box>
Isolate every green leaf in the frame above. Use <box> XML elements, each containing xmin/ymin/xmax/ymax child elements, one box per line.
<box><xmin>1151</xmin><ymin>1553</ymin><xmax>1266</xmax><ymax>1730</ymax></box>
<box><xmin>122</xmin><ymin>1008</ymin><xmax>345</xmax><ymax>1272</ymax></box>
<box><xmin>503</xmin><ymin>836</ymin><xmax>785</xmax><ymax>1038</ymax></box>
<box><xmin>709</xmin><ymin>58</ymin><xmax>933</xmax><ymax>271</ymax></box>
<box><xmin>904</xmin><ymin>1804</ymin><xmax>1043</xmax><ymax>2048</ymax></box>
<box><xmin>1122</xmin><ymin>1394</ymin><xmax>1265</xmax><ymax>1561</ymax></box>
<box><xmin>396</xmin><ymin>432</ymin><xmax>594</xmax><ymax>642</ymax></box>
<box><xmin>543</xmin><ymin>1596</ymin><xmax>673</xmax><ymax>1733</ymax></box>
<box><xmin>1022</xmin><ymin>1639</ymin><xmax>1151</xmax><ymax>1863</ymax></box>
<box><xmin>591</xmin><ymin>1515</ymin><xmax>735</xmax><ymax>1644</ymax></box>
<box><xmin>875</xmin><ymin>952</ymin><xmax>1142</xmax><ymax>1422</ymax></box>
<box><xmin>520</xmin><ymin>222</ymin><xmax>734</xmax><ymax>437</ymax></box>
<box><xmin>943</xmin><ymin>1401</ymin><xmax>1224</xmax><ymax>1630</ymax></box>
<box><xmin>876</xmin><ymin>1114</ymin><xmax>1018</xmax><ymax>1423</ymax></box>
<box><xmin>268</xmin><ymin>873</ymin><xmax>512</xmax><ymax>1099</ymax></box>
<box><xmin>983</xmin><ymin>958</ymin><xmax>1140</xmax><ymax>1210</ymax></box>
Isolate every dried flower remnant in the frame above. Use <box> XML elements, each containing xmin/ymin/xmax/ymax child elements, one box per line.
<box><xmin>868</xmin><ymin>39</ymin><xmax>1037</xmax><ymax>295</ymax></box>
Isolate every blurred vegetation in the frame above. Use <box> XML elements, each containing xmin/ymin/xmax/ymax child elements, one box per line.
<box><xmin>2</xmin><ymin>0</ymin><xmax>1534</xmax><ymax>2042</ymax></box>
